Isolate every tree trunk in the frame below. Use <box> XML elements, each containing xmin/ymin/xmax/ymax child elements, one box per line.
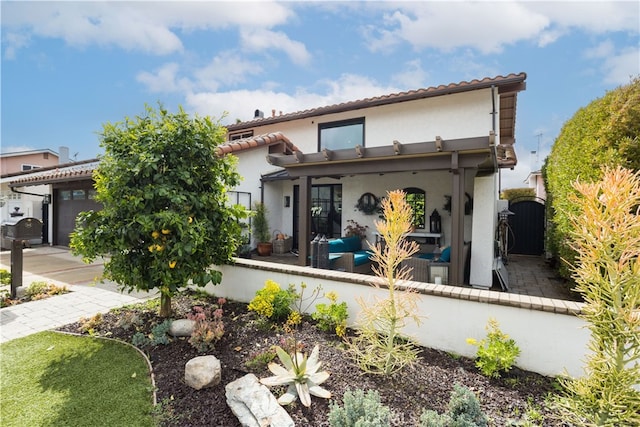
<box><xmin>159</xmin><ymin>292</ymin><xmax>172</xmax><ymax>317</ymax></box>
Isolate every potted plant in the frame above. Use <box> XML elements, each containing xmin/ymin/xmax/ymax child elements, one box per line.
<box><xmin>252</xmin><ymin>202</ymin><xmax>272</xmax><ymax>256</ymax></box>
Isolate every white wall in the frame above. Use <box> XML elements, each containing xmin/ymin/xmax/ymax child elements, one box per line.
<box><xmin>205</xmin><ymin>261</ymin><xmax>589</xmax><ymax>378</ymax></box>
<box><xmin>239</xmin><ymin>88</ymin><xmax>494</xmax><ymax>153</ymax></box>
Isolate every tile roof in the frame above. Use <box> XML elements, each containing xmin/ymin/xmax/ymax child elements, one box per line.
<box><xmin>7</xmin><ymin>159</ymin><xmax>99</xmax><ymax>187</ymax></box>
<box><xmin>215</xmin><ymin>131</ymin><xmax>299</xmax><ymax>156</ymax></box>
<box><xmin>226</xmin><ymin>73</ymin><xmax>527</xmax><ymax>131</ymax></box>
<box><xmin>8</xmin><ymin>133</ymin><xmax>298</xmax><ymax>187</ymax></box>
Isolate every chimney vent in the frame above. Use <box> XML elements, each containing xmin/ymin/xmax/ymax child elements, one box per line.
<box><xmin>59</xmin><ymin>146</ymin><xmax>70</xmax><ymax>164</ymax></box>
<box><xmin>254</xmin><ymin>109</ymin><xmax>264</xmax><ymax>119</ymax></box>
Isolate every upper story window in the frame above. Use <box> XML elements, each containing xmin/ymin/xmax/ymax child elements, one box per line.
<box><xmin>229</xmin><ymin>130</ymin><xmax>254</xmax><ymax>141</ymax></box>
<box><xmin>318</xmin><ymin>117</ymin><xmax>364</xmax><ymax>151</ymax></box>
<box><xmin>21</xmin><ymin>164</ymin><xmax>41</xmax><ymax>171</ymax></box>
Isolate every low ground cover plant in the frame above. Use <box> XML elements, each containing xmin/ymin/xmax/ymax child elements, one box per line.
<box><xmin>466</xmin><ymin>318</ymin><xmax>521</xmax><ymax>378</ymax></box>
<box><xmin>329</xmin><ymin>388</ymin><xmax>391</xmax><ymax>427</ymax></box>
<box><xmin>419</xmin><ymin>383</ymin><xmax>488</xmax><ymax>427</ymax></box>
<box><xmin>1</xmin><ymin>278</ymin><xmax>69</xmax><ymax>307</ymax></box>
<box><xmin>187</xmin><ymin>298</ymin><xmax>226</xmax><ymax>353</ymax></box>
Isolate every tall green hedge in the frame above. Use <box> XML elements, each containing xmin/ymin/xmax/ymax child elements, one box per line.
<box><xmin>544</xmin><ymin>77</ymin><xmax>640</xmax><ymax>278</ymax></box>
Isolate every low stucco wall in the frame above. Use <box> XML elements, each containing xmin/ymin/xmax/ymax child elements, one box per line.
<box><xmin>205</xmin><ymin>258</ymin><xmax>589</xmax><ymax>378</ymax></box>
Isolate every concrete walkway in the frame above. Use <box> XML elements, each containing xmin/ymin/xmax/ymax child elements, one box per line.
<box><xmin>0</xmin><ymin>246</ymin><xmax>157</xmax><ymax>343</ymax></box>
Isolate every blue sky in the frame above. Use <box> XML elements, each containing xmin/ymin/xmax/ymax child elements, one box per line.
<box><xmin>2</xmin><ymin>1</ymin><xmax>638</xmax><ymax>189</ymax></box>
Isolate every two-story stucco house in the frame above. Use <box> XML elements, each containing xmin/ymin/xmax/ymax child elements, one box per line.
<box><xmin>217</xmin><ymin>73</ymin><xmax>527</xmax><ymax>289</ymax></box>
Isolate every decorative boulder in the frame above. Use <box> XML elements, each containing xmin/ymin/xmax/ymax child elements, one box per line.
<box><xmin>225</xmin><ymin>374</ymin><xmax>294</xmax><ymax>427</ymax></box>
<box><xmin>185</xmin><ymin>355</ymin><xmax>221</xmax><ymax>390</ymax></box>
<box><xmin>169</xmin><ymin>319</ymin><xmax>196</xmax><ymax>337</ymax></box>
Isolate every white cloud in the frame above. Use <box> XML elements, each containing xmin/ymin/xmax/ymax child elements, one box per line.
<box><xmin>601</xmin><ymin>48</ymin><xmax>640</xmax><ymax>85</ymax></box>
<box><xmin>185</xmin><ymin>73</ymin><xmax>400</xmax><ymax>124</ymax></box>
<box><xmin>194</xmin><ymin>52</ymin><xmax>265</xmax><ymax>91</ymax></box>
<box><xmin>584</xmin><ymin>40</ymin><xmax>616</xmax><ymax>59</ymax></box>
<box><xmin>136</xmin><ymin>63</ymin><xmax>192</xmax><ymax>93</ymax></box>
<box><xmin>391</xmin><ymin>59</ymin><xmax>428</xmax><ymax>88</ymax></box>
<box><xmin>362</xmin><ymin>1</ymin><xmax>638</xmax><ymax>55</ymax></box>
<box><xmin>2</xmin><ymin>1</ymin><xmax>295</xmax><ymax>57</ymax></box>
<box><xmin>529</xmin><ymin>1</ymin><xmax>640</xmax><ymax>34</ymax></box>
<box><xmin>365</xmin><ymin>3</ymin><xmax>550</xmax><ymax>54</ymax></box>
<box><xmin>582</xmin><ymin>41</ymin><xmax>640</xmax><ymax>85</ymax></box>
<box><xmin>240</xmin><ymin>28</ymin><xmax>311</xmax><ymax>66</ymax></box>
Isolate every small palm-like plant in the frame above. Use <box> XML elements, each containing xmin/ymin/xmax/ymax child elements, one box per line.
<box><xmin>260</xmin><ymin>344</ymin><xmax>331</xmax><ymax>407</ymax></box>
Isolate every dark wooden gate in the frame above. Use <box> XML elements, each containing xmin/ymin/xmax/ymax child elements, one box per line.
<box><xmin>508</xmin><ymin>198</ymin><xmax>545</xmax><ymax>255</ymax></box>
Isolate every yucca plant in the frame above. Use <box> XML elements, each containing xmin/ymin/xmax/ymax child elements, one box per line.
<box><xmin>260</xmin><ymin>344</ymin><xmax>331</xmax><ymax>407</ymax></box>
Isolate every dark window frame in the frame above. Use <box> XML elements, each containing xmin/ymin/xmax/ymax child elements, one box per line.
<box><xmin>318</xmin><ymin>117</ymin><xmax>365</xmax><ymax>152</ymax></box>
<box><xmin>404</xmin><ymin>187</ymin><xmax>426</xmax><ymax>230</ymax></box>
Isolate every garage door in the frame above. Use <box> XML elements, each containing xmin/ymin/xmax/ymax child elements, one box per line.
<box><xmin>53</xmin><ymin>186</ymin><xmax>101</xmax><ymax>247</ymax></box>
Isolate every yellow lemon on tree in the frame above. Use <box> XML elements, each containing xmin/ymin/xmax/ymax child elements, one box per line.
<box><xmin>151</xmin><ymin>231</ymin><xmax>160</xmax><ymax>239</ymax></box>
<box><xmin>188</xmin><ymin>217</ymin><xmax>193</xmax><ymax>224</ymax></box>
<box><xmin>156</xmin><ymin>245</ymin><xmax>165</xmax><ymax>252</ymax></box>
<box><xmin>162</xmin><ymin>229</ymin><xmax>171</xmax><ymax>235</ymax></box>
<box><xmin>169</xmin><ymin>260</ymin><xmax>177</xmax><ymax>269</ymax></box>
<box><xmin>148</xmin><ymin>245</ymin><xmax>155</xmax><ymax>253</ymax></box>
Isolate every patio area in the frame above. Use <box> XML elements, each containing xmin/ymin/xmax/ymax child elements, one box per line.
<box><xmin>251</xmin><ymin>251</ymin><xmax>579</xmax><ymax>302</ymax></box>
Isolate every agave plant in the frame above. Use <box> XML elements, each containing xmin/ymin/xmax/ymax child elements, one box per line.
<box><xmin>260</xmin><ymin>344</ymin><xmax>331</xmax><ymax>407</ymax></box>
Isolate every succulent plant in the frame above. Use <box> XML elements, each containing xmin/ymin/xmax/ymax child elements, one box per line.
<box><xmin>260</xmin><ymin>344</ymin><xmax>331</xmax><ymax>407</ymax></box>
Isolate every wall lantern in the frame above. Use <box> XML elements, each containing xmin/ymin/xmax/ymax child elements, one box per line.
<box><xmin>284</xmin><ymin>196</ymin><xmax>291</xmax><ymax>208</ymax></box>
<box><xmin>429</xmin><ymin>209</ymin><xmax>441</xmax><ymax>234</ymax></box>
<box><xmin>43</xmin><ymin>194</ymin><xmax>52</xmax><ymax>205</ymax></box>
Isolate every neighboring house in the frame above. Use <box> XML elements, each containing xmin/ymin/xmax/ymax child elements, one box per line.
<box><xmin>525</xmin><ymin>170</ymin><xmax>546</xmax><ymax>200</ymax></box>
<box><xmin>1</xmin><ymin>148</ymin><xmax>63</xmax><ymax>174</ymax></box>
<box><xmin>3</xmin><ymin>159</ymin><xmax>99</xmax><ymax>247</ymax></box>
<box><xmin>1</xmin><ymin>148</ymin><xmax>64</xmax><ymax>223</ymax></box>
<box><xmin>219</xmin><ymin>73</ymin><xmax>527</xmax><ymax>289</ymax></box>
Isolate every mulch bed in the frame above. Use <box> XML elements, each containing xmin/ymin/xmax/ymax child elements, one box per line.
<box><xmin>57</xmin><ymin>291</ymin><xmax>570</xmax><ymax>426</ymax></box>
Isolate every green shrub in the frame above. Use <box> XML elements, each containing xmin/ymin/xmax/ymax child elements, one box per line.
<box><xmin>131</xmin><ymin>331</ymin><xmax>150</xmax><ymax>348</ymax></box>
<box><xmin>467</xmin><ymin>318</ymin><xmax>520</xmax><ymax>378</ymax></box>
<box><xmin>329</xmin><ymin>388</ymin><xmax>391</xmax><ymax>427</ymax></box>
<box><xmin>132</xmin><ymin>319</ymin><xmax>172</xmax><ymax>348</ymax></box>
<box><xmin>247</xmin><ymin>279</ymin><xmax>296</xmax><ymax>322</ymax></box>
<box><xmin>419</xmin><ymin>384</ymin><xmax>488</xmax><ymax>427</ymax></box>
<box><xmin>312</xmin><ymin>291</ymin><xmax>348</xmax><ymax>337</ymax></box>
<box><xmin>545</xmin><ymin>77</ymin><xmax>640</xmax><ymax>278</ymax></box>
<box><xmin>554</xmin><ymin>166</ymin><xmax>640</xmax><ymax>426</ymax></box>
<box><xmin>149</xmin><ymin>320</ymin><xmax>172</xmax><ymax>345</ymax></box>
<box><xmin>0</xmin><ymin>269</ymin><xmax>10</xmax><ymax>285</ymax></box>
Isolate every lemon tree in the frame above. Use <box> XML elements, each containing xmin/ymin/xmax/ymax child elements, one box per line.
<box><xmin>71</xmin><ymin>104</ymin><xmax>245</xmax><ymax>316</ymax></box>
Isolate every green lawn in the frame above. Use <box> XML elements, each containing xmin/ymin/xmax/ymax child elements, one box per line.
<box><xmin>0</xmin><ymin>331</ymin><xmax>155</xmax><ymax>427</ymax></box>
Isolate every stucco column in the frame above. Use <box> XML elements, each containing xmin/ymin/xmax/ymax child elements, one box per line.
<box><xmin>298</xmin><ymin>176</ymin><xmax>312</xmax><ymax>266</ymax></box>
<box><xmin>470</xmin><ymin>174</ymin><xmax>497</xmax><ymax>288</ymax></box>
